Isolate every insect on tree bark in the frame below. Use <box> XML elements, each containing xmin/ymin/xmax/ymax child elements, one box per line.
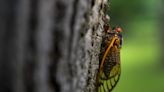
<box><xmin>0</xmin><ymin>0</ymin><xmax>118</xmax><ymax>92</ymax></box>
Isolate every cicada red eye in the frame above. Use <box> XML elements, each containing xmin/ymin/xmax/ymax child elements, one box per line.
<box><xmin>115</xmin><ymin>26</ymin><xmax>123</xmax><ymax>33</ymax></box>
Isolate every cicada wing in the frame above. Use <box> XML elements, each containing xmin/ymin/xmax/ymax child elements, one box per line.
<box><xmin>97</xmin><ymin>37</ymin><xmax>121</xmax><ymax>92</ymax></box>
<box><xmin>97</xmin><ymin>64</ymin><xmax>121</xmax><ymax>92</ymax></box>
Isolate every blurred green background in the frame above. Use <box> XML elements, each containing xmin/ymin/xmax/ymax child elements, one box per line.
<box><xmin>109</xmin><ymin>0</ymin><xmax>164</xmax><ymax>92</ymax></box>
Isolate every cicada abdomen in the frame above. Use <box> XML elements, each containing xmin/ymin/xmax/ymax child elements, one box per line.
<box><xmin>97</xmin><ymin>26</ymin><xmax>123</xmax><ymax>92</ymax></box>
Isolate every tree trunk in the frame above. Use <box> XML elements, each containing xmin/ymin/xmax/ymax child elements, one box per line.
<box><xmin>0</xmin><ymin>0</ymin><xmax>109</xmax><ymax>92</ymax></box>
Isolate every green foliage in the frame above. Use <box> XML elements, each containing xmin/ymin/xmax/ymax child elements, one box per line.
<box><xmin>109</xmin><ymin>0</ymin><xmax>164</xmax><ymax>92</ymax></box>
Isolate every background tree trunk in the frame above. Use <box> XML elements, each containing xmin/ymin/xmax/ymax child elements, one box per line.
<box><xmin>0</xmin><ymin>0</ymin><xmax>109</xmax><ymax>92</ymax></box>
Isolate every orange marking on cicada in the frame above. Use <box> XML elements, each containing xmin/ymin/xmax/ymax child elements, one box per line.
<box><xmin>99</xmin><ymin>35</ymin><xmax>120</xmax><ymax>71</ymax></box>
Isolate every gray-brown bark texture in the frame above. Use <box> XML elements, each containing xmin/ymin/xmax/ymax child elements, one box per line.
<box><xmin>0</xmin><ymin>0</ymin><xmax>109</xmax><ymax>92</ymax></box>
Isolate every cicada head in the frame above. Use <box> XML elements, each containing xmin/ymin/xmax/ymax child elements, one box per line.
<box><xmin>113</xmin><ymin>25</ymin><xmax>123</xmax><ymax>48</ymax></box>
<box><xmin>114</xmin><ymin>25</ymin><xmax>123</xmax><ymax>33</ymax></box>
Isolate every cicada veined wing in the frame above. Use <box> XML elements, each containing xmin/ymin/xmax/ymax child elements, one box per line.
<box><xmin>97</xmin><ymin>26</ymin><xmax>123</xmax><ymax>92</ymax></box>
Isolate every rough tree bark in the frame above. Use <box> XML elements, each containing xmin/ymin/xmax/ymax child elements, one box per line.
<box><xmin>0</xmin><ymin>0</ymin><xmax>109</xmax><ymax>92</ymax></box>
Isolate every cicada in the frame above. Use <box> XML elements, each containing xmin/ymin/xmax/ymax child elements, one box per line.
<box><xmin>96</xmin><ymin>25</ymin><xmax>123</xmax><ymax>92</ymax></box>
